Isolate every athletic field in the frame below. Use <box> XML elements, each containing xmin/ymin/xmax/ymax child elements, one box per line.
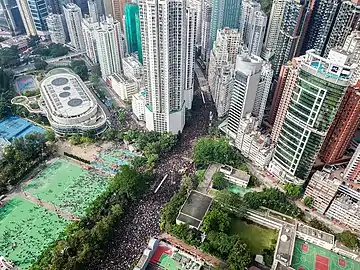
<box><xmin>24</xmin><ymin>159</ymin><xmax>108</xmax><ymax>217</ymax></box>
<box><xmin>0</xmin><ymin>197</ymin><xmax>69</xmax><ymax>269</ymax></box>
<box><xmin>291</xmin><ymin>238</ymin><xmax>359</xmax><ymax>270</ymax></box>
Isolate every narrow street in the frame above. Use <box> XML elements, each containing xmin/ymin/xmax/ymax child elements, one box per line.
<box><xmin>91</xmin><ymin>90</ymin><xmax>215</xmax><ymax>269</ymax></box>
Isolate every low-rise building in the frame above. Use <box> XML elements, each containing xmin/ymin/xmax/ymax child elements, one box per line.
<box><xmin>132</xmin><ymin>91</ymin><xmax>145</xmax><ymax>121</ymax></box>
<box><xmin>108</xmin><ymin>73</ymin><xmax>139</xmax><ymax>102</ymax></box>
<box><xmin>123</xmin><ymin>55</ymin><xmax>144</xmax><ymax>88</ymax></box>
<box><xmin>219</xmin><ymin>164</ymin><xmax>250</xmax><ymax>187</ymax></box>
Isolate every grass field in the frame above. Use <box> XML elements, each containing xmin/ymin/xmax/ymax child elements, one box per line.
<box><xmin>291</xmin><ymin>238</ymin><xmax>359</xmax><ymax>270</ymax></box>
<box><xmin>24</xmin><ymin>159</ymin><xmax>108</xmax><ymax>217</ymax></box>
<box><xmin>229</xmin><ymin>218</ymin><xmax>278</xmax><ymax>254</ymax></box>
<box><xmin>0</xmin><ymin>197</ymin><xmax>69</xmax><ymax>269</ymax></box>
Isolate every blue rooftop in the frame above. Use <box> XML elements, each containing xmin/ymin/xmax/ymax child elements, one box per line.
<box><xmin>0</xmin><ymin>116</ymin><xmax>45</xmax><ymax>141</ymax></box>
<box><xmin>310</xmin><ymin>61</ymin><xmax>350</xmax><ymax>81</ymax></box>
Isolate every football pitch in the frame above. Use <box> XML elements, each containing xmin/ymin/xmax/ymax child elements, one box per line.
<box><xmin>0</xmin><ymin>197</ymin><xmax>69</xmax><ymax>269</ymax></box>
<box><xmin>24</xmin><ymin>159</ymin><xmax>108</xmax><ymax>217</ymax></box>
<box><xmin>291</xmin><ymin>238</ymin><xmax>359</xmax><ymax>270</ymax></box>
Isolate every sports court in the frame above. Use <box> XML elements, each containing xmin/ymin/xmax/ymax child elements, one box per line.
<box><xmin>24</xmin><ymin>159</ymin><xmax>108</xmax><ymax>217</ymax></box>
<box><xmin>148</xmin><ymin>242</ymin><xmax>202</xmax><ymax>270</ymax></box>
<box><xmin>291</xmin><ymin>238</ymin><xmax>359</xmax><ymax>270</ymax></box>
<box><xmin>14</xmin><ymin>75</ymin><xmax>38</xmax><ymax>94</ymax></box>
<box><xmin>0</xmin><ymin>196</ymin><xmax>69</xmax><ymax>269</ymax></box>
<box><xmin>91</xmin><ymin>148</ymin><xmax>136</xmax><ymax>174</ymax></box>
<box><xmin>0</xmin><ymin>116</ymin><xmax>44</xmax><ymax>141</ymax></box>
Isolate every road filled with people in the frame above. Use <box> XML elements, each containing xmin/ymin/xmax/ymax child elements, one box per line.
<box><xmin>92</xmin><ymin>90</ymin><xmax>215</xmax><ymax>269</ymax></box>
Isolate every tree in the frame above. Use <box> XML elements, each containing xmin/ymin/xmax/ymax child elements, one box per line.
<box><xmin>215</xmin><ymin>190</ymin><xmax>247</xmax><ymax>218</ymax></box>
<box><xmin>0</xmin><ymin>46</ymin><xmax>20</xmax><ymax>68</ymax></box>
<box><xmin>284</xmin><ymin>183</ymin><xmax>302</xmax><ymax>198</ymax></box>
<box><xmin>338</xmin><ymin>231</ymin><xmax>359</xmax><ymax>250</ymax></box>
<box><xmin>201</xmin><ymin>208</ymin><xmax>231</xmax><ymax>233</ymax></box>
<box><xmin>212</xmin><ymin>171</ymin><xmax>228</xmax><ymax>190</ymax></box>
<box><xmin>27</xmin><ymin>35</ymin><xmax>40</xmax><ymax>48</ymax></box>
<box><xmin>34</xmin><ymin>58</ymin><xmax>48</xmax><ymax>70</ymax></box>
<box><xmin>308</xmin><ymin>219</ymin><xmax>333</xmax><ymax>234</ymax></box>
<box><xmin>71</xmin><ymin>60</ymin><xmax>88</xmax><ymax>81</ymax></box>
<box><xmin>45</xmin><ymin>129</ymin><xmax>56</xmax><ymax>142</ymax></box>
<box><xmin>304</xmin><ymin>196</ymin><xmax>313</xmax><ymax>208</ymax></box>
<box><xmin>227</xmin><ymin>238</ymin><xmax>251</xmax><ymax>270</ymax></box>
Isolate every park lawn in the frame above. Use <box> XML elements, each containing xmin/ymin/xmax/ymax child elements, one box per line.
<box><xmin>229</xmin><ymin>218</ymin><xmax>278</xmax><ymax>255</ymax></box>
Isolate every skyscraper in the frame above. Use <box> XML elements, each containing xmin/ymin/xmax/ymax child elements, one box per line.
<box><xmin>341</xmin><ymin>31</ymin><xmax>360</xmax><ymax>83</ymax></box>
<box><xmin>184</xmin><ymin>0</ymin><xmax>200</xmax><ymax>109</ymax></box>
<box><xmin>271</xmin><ymin>0</ymin><xmax>312</xmax><ymax>76</ymax></box>
<box><xmin>208</xmin><ymin>28</ymin><xmax>240</xmax><ymax>117</ymax></box>
<box><xmin>111</xmin><ymin>0</ymin><xmax>130</xmax><ymax>23</ymax></box>
<box><xmin>239</xmin><ymin>0</ymin><xmax>267</xmax><ymax>56</ymax></box>
<box><xmin>139</xmin><ymin>0</ymin><xmax>194</xmax><ymax>134</ymax></box>
<box><xmin>268</xmin><ymin>50</ymin><xmax>356</xmax><ymax>183</ymax></box>
<box><xmin>16</xmin><ymin>0</ymin><xmax>36</xmax><ymax>35</ymax></box>
<box><xmin>46</xmin><ymin>13</ymin><xmax>66</xmax><ymax>44</ymax></box>
<box><xmin>324</xmin><ymin>0</ymin><xmax>360</xmax><ymax>56</ymax></box>
<box><xmin>88</xmin><ymin>0</ymin><xmax>100</xmax><ymax>22</ymax></box>
<box><xmin>124</xmin><ymin>3</ymin><xmax>142</xmax><ymax>62</ymax></box>
<box><xmin>344</xmin><ymin>143</ymin><xmax>360</xmax><ymax>181</ymax></box>
<box><xmin>27</xmin><ymin>0</ymin><xmax>48</xmax><ymax>36</ymax></box>
<box><xmin>200</xmin><ymin>0</ymin><xmax>211</xmax><ymax>61</ymax></box>
<box><xmin>64</xmin><ymin>3</ymin><xmax>85</xmax><ymax>51</ymax></box>
<box><xmin>45</xmin><ymin>0</ymin><xmax>61</xmax><ymax>14</ymax></box>
<box><xmin>301</xmin><ymin>0</ymin><xmax>339</xmax><ymax>55</ymax></box>
<box><xmin>93</xmin><ymin>16</ymin><xmax>123</xmax><ymax>78</ymax></box>
<box><xmin>262</xmin><ymin>0</ymin><xmax>286</xmax><ymax>60</ymax></box>
<box><xmin>209</xmin><ymin>0</ymin><xmax>241</xmax><ymax>51</ymax></box>
<box><xmin>319</xmin><ymin>82</ymin><xmax>360</xmax><ymax>164</ymax></box>
<box><xmin>82</xmin><ymin>16</ymin><xmax>98</xmax><ymax>63</ymax></box>
<box><xmin>0</xmin><ymin>0</ymin><xmax>25</xmax><ymax>35</ymax></box>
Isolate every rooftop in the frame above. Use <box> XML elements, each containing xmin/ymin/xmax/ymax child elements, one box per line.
<box><xmin>296</xmin><ymin>223</ymin><xmax>335</xmax><ymax>245</ymax></box>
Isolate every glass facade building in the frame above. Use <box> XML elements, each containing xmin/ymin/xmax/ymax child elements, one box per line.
<box><xmin>124</xmin><ymin>3</ymin><xmax>142</xmax><ymax>63</ymax></box>
<box><xmin>269</xmin><ymin>50</ymin><xmax>356</xmax><ymax>183</ymax></box>
<box><xmin>27</xmin><ymin>0</ymin><xmax>48</xmax><ymax>33</ymax></box>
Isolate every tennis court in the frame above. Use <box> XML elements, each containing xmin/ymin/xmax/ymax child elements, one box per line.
<box><xmin>91</xmin><ymin>148</ymin><xmax>136</xmax><ymax>175</ymax></box>
<box><xmin>0</xmin><ymin>116</ymin><xmax>44</xmax><ymax>141</ymax></box>
<box><xmin>24</xmin><ymin>159</ymin><xmax>108</xmax><ymax>217</ymax></box>
<box><xmin>291</xmin><ymin>238</ymin><xmax>359</xmax><ymax>270</ymax></box>
<box><xmin>14</xmin><ymin>75</ymin><xmax>37</xmax><ymax>94</ymax></box>
<box><xmin>0</xmin><ymin>196</ymin><xmax>69</xmax><ymax>269</ymax></box>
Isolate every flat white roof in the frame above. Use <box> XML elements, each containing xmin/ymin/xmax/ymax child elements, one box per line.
<box><xmin>41</xmin><ymin>73</ymin><xmax>96</xmax><ymax>118</ymax></box>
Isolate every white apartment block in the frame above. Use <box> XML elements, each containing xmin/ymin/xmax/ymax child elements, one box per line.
<box><xmin>123</xmin><ymin>55</ymin><xmax>145</xmax><ymax>88</ymax></box>
<box><xmin>200</xmin><ymin>0</ymin><xmax>212</xmax><ymax>61</ymax></box>
<box><xmin>339</xmin><ymin>31</ymin><xmax>360</xmax><ymax>84</ymax></box>
<box><xmin>184</xmin><ymin>0</ymin><xmax>200</xmax><ymax>109</ymax></box>
<box><xmin>252</xmin><ymin>62</ymin><xmax>273</xmax><ymax>123</ymax></box>
<box><xmin>239</xmin><ymin>0</ymin><xmax>267</xmax><ymax>56</ymax></box>
<box><xmin>132</xmin><ymin>91</ymin><xmax>146</xmax><ymax>121</ymax></box>
<box><xmin>82</xmin><ymin>17</ymin><xmax>99</xmax><ymax>64</ymax></box>
<box><xmin>232</xmin><ymin>114</ymin><xmax>274</xmax><ymax>170</ymax></box>
<box><xmin>303</xmin><ymin>170</ymin><xmax>341</xmax><ymax>214</ymax></box>
<box><xmin>46</xmin><ymin>13</ymin><xmax>66</xmax><ymax>44</ymax></box>
<box><xmin>108</xmin><ymin>73</ymin><xmax>139</xmax><ymax>101</ymax></box>
<box><xmin>139</xmin><ymin>0</ymin><xmax>193</xmax><ymax>134</ymax></box>
<box><xmin>261</xmin><ymin>0</ymin><xmax>286</xmax><ymax>60</ymax></box>
<box><xmin>208</xmin><ymin>28</ymin><xmax>240</xmax><ymax>117</ymax></box>
<box><xmin>344</xmin><ymin>144</ymin><xmax>360</xmax><ymax>182</ymax></box>
<box><xmin>16</xmin><ymin>0</ymin><xmax>36</xmax><ymax>36</ymax></box>
<box><xmin>63</xmin><ymin>3</ymin><xmax>85</xmax><ymax>51</ymax></box>
<box><xmin>93</xmin><ymin>16</ymin><xmax>123</xmax><ymax>79</ymax></box>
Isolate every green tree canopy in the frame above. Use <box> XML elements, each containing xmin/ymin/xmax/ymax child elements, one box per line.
<box><xmin>212</xmin><ymin>171</ymin><xmax>229</xmax><ymax>190</ymax></box>
<box><xmin>202</xmin><ymin>207</ymin><xmax>231</xmax><ymax>233</ymax></box>
<box><xmin>304</xmin><ymin>196</ymin><xmax>313</xmax><ymax>208</ymax></box>
<box><xmin>34</xmin><ymin>58</ymin><xmax>48</xmax><ymax>70</ymax></box>
<box><xmin>338</xmin><ymin>231</ymin><xmax>359</xmax><ymax>250</ymax></box>
<box><xmin>71</xmin><ymin>60</ymin><xmax>88</xmax><ymax>81</ymax></box>
<box><xmin>0</xmin><ymin>46</ymin><xmax>19</xmax><ymax>68</ymax></box>
<box><xmin>284</xmin><ymin>183</ymin><xmax>302</xmax><ymax>198</ymax></box>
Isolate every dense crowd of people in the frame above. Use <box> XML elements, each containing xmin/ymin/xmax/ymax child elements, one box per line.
<box><xmin>91</xmin><ymin>90</ymin><xmax>215</xmax><ymax>269</ymax></box>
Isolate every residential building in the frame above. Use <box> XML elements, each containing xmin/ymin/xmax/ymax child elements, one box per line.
<box><xmin>64</xmin><ymin>3</ymin><xmax>85</xmax><ymax>51</ymax></box>
<box><xmin>324</xmin><ymin>0</ymin><xmax>360</xmax><ymax>57</ymax></box>
<box><xmin>232</xmin><ymin>114</ymin><xmax>274</xmax><ymax>170</ymax></box>
<box><xmin>93</xmin><ymin>16</ymin><xmax>123</xmax><ymax>78</ymax></box>
<box><xmin>16</xmin><ymin>0</ymin><xmax>36</xmax><ymax>36</ymax></box>
<box><xmin>111</xmin><ymin>0</ymin><xmax>130</xmax><ymax>23</ymax></box>
<box><xmin>262</xmin><ymin>0</ymin><xmax>286</xmax><ymax>60</ymax></box>
<box><xmin>132</xmin><ymin>91</ymin><xmax>146</xmax><ymax>121</ymax></box>
<box><xmin>45</xmin><ymin>0</ymin><xmax>61</xmax><ymax>14</ymax></box>
<box><xmin>184</xmin><ymin>0</ymin><xmax>200</xmax><ymax>109</ymax></box>
<box><xmin>200</xmin><ymin>0</ymin><xmax>211</xmax><ymax>61</ymax></box>
<box><xmin>271</xmin><ymin>0</ymin><xmax>312</xmax><ymax>76</ymax></box>
<box><xmin>344</xmin><ymin>144</ymin><xmax>360</xmax><ymax>181</ymax></box>
<box><xmin>341</xmin><ymin>31</ymin><xmax>360</xmax><ymax>84</ymax></box>
<box><xmin>73</xmin><ymin>0</ymin><xmax>88</xmax><ymax>14</ymax></box>
<box><xmin>82</xmin><ymin>17</ymin><xmax>99</xmax><ymax>63</ymax></box>
<box><xmin>320</xmin><ymin>82</ymin><xmax>360</xmax><ymax>164</ymax></box>
<box><xmin>239</xmin><ymin>0</ymin><xmax>267</xmax><ymax>57</ymax></box>
<box><xmin>268</xmin><ymin>50</ymin><xmax>356</xmax><ymax>184</ymax></box>
<box><xmin>108</xmin><ymin>73</ymin><xmax>139</xmax><ymax>101</ymax></box>
<box><xmin>301</xmin><ymin>0</ymin><xmax>339</xmax><ymax>55</ymax></box>
<box><xmin>269</xmin><ymin>57</ymin><xmax>303</xmax><ymax>142</ymax></box>
<box><xmin>0</xmin><ymin>0</ymin><xmax>25</xmax><ymax>35</ymax></box>
<box><xmin>303</xmin><ymin>170</ymin><xmax>341</xmax><ymax>214</ymax></box>
<box><xmin>123</xmin><ymin>55</ymin><xmax>144</xmax><ymax>87</ymax></box>
<box><xmin>209</xmin><ymin>0</ymin><xmax>241</xmax><ymax>51</ymax></box>
<box><xmin>124</xmin><ymin>3</ymin><xmax>142</xmax><ymax>63</ymax></box>
<box><xmin>139</xmin><ymin>0</ymin><xmax>194</xmax><ymax>134</ymax></box>
<box><xmin>88</xmin><ymin>0</ymin><xmax>100</xmax><ymax>22</ymax></box>
<box><xmin>26</xmin><ymin>0</ymin><xmax>48</xmax><ymax>36</ymax></box>
<box><xmin>46</xmin><ymin>13</ymin><xmax>66</xmax><ymax>44</ymax></box>
<box><xmin>208</xmin><ymin>28</ymin><xmax>240</xmax><ymax>117</ymax></box>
